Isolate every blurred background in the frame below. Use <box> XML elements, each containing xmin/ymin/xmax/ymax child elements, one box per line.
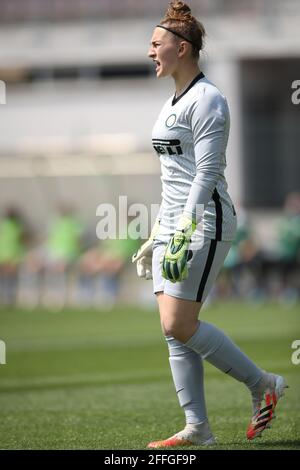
<box><xmin>0</xmin><ymin>0</ymin><xmax>300</xmax><ymax>452</ymax></box>
<box><xmin>0</xmin><ymin>0</ymin><xmax>300</xmax><ymax>310</ymax></box>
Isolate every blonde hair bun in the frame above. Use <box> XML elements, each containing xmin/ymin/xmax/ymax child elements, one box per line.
<box><xmin>165</xmin><ymin>1</ymin><xmax>193</xmax><ymax>22</ymax></box>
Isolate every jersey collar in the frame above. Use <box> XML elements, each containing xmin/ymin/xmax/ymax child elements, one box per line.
<box><xmin>172</xmin><ymin>72</ymin><xmax>205</xmax><ymax>106</ymax></box>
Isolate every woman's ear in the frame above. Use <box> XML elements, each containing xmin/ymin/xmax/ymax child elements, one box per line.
<box><xmin>178</xmin><ymin>41</ymin><xmax>189</xmax><ymax>57</ymax></box>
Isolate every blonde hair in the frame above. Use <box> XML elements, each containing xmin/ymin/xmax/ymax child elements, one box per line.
<box><xmin>159</xmin><ymin>1</ymin><xmax>205</xmax><ymax>57</ymax></box>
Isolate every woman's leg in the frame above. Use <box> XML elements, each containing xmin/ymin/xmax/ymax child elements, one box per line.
<box><xmin>159</xmin><ymin>293</ymin><xmax>286</xmax><ymax>442</ymax></box>
<box><xmin>157</xmin><ymin>292</ymin><xmax>207</xmax><ymax>425</ymax></box>
<box><xmin>147</xmin><ymin>292</ymin><xmax>215</xmax><ymax>448</ymax></box>
<box><xmin>157</xmin><ymin>239</ymin><xmax>264</xmax><ymax>405</ymax></box>
<box><xmin>159</xmin><ymin>291</ymin><xmax>261</xmax><ymax>393</ymax></box>
<box><xmin>150</xmin><ymin>240</ymin><xmax>286</xmax><ymax>447</ymax></box>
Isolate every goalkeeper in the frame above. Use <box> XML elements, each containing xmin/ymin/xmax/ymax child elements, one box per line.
<box><xmin>132</xmin><ymin>0</ymin><xmax>287</xmax><ymax>449</ymax></box>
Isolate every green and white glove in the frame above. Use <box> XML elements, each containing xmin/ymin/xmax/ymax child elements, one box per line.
<box><xmin>132</xmin><ymin>218</ymin><xmax>160</xmax><ymax>280</ymax></box>
<box><xmin>162</xmin><ymin>215</ymin><xmax>196</xmax><ymax>283</ymax></box>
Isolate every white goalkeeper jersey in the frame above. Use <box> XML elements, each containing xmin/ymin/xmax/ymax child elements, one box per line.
<box><xmin>152</xmin><ymin>72</ymin><xmax>237</xmax><ymax>243</ymax></box>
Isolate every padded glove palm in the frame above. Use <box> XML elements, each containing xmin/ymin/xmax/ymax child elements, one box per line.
<box><xmin>162</xmin><ymin>215</ymin><xmax>196</xmax><ymax>283</ymax></box>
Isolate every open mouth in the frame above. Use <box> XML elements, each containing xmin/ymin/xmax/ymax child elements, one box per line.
<box><xmin>153</xmin><ymin>60</ymin><xmax>161</xmax><ymax>71</ymax></box>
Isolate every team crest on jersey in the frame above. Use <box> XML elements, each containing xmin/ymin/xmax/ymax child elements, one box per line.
<box><xmin>165</xmin><ymin>114</ymin><xmax>176</xmax><ymax>128</ymax></box>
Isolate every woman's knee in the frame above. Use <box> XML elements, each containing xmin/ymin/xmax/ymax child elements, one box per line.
<box><xmin>162</xmin><ymin>319</ymin><xmax>180</xmax><ymax>338</ymax></box>
<box><xmin>160</xmin><ymin>309</ymin><xmax>183</xmax><ymax>338</ymax></box>
<box><xmin>162</xmin><ymin>317</ymin><xmax>198</xmax><ymax>342</ymax></box>
<box><xmin>158</xmin><ymin>294</ymin><xmax>201</xmax><ymax>342</ymax></box>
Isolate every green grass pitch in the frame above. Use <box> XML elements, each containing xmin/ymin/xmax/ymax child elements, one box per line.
<box><xmin>0</xmin><ymin>302</ymin><xmax>299</xmax><ymax>450</ymax></box>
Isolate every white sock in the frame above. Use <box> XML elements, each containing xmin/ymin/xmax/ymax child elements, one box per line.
<box><xmin>166</xmin><ymin>336</ymin><xmax>207</xmax><ymax>424</ymax></box>
<box><xmin>185</xmin><ymin>321</ymin><xmax>263</xmax><ymax>388</ymax></box>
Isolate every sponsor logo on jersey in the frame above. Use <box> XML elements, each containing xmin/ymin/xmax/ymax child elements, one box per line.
<box><xmin>152</xmin><ymin>138</ymin><xmax>183</xmax><ymax>156</ymax></box>
<box><xmin>165</xmin><ymin>114</ymin><xmax>177</xmax><ymax>128</ymax></box>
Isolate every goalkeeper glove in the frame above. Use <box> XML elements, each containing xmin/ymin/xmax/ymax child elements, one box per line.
<box><xmin>132</xmin><ymin>218</ymin><xmax>160</xmax><ymax>280</ymax></box>
<box><xmin>162</xmin><ymin>215</ymin><xmax>196</xmax><ymax>283</ymax></box>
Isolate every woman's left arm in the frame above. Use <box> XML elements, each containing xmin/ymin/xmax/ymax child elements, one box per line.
<box><xmin>183</xmin><ymin>92</ymin><xmax>229</xmax><ymax>223</ymax></box>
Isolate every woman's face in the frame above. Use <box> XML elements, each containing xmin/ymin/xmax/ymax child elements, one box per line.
<box><xmin>148</xmin><ymin>27</ymin><xmax>179</xmax><ymax>78</ymax></box>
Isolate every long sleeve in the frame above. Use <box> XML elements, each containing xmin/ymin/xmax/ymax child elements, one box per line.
<box><xmin>183</xmin><ymin>92</ymin><xmax>229</xmax><ymax>223</ymax></box>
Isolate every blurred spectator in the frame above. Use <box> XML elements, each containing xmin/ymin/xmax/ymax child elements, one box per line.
<box><xmin>79</xmin><ymin>222</ymin><xmax>140</xmax><ymax>309</ymax></box>
<box><xmin>42</xmin><ymin>204</ymin><xmax>85</xmax><ymax>309</ymax></box>
<box><xmin>18</xmin><ymin>204</ymin><xmax>86</xmax><ymax>309</ymax></box>
<box><xmin>47</xmin><ymin>205</ymin><xmax>84</xmax><ymax>263</ymax></box>
<box><xmin>0</xmin><ymin>207</ymin><xmax>28</xmax><ymax>306</ymax></box>
<box><xmin>214</xmin><ymin>208</ymin><xmax>265</xmax><ymax>303</ymax></box>
<box><xmin>272</xmin><ymin>192</ymin><xmax>300</xmax><ymax>304</ymax></box>
<box><xmin>22</xmin><ymin>204</ymin><xmax>84</xmax><ymax>309</ymax></box>
<box><xmin>276</xmin><ymin>192</ymin><xmax>300</xmax><ymax>262</ymax></box>
<box><xmin>214</xmin><ymin>195</ymin><xmax>300</xmax><ymax>305</ymax></box>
